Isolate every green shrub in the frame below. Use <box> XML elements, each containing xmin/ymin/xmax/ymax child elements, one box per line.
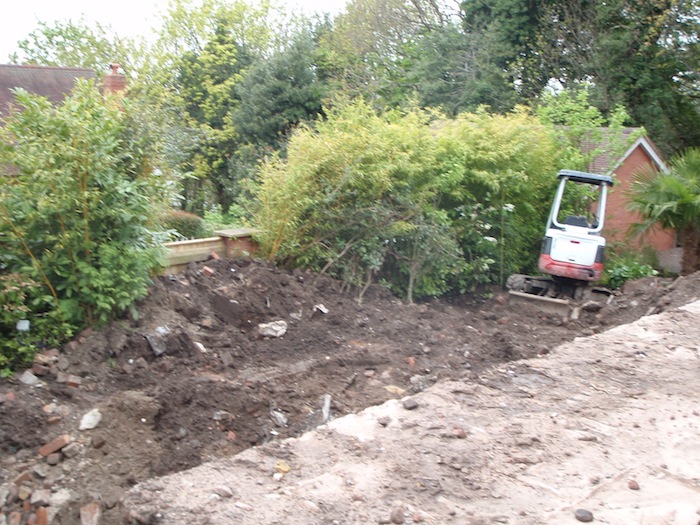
<box><xmin>0</xmin><ymin>274</ymin><xmax>74</xmax><ymax>375</ymax></box>
<box><xmin>0</xmin><ymin>79</ymin><xmax>167</xmax><ymax>366</ymax></box>
<box><xmin>252</xmin><ymin>100</ymin><xmax>560</xmax><ymax>301</ymax></box>
<box><xmin>201</xmin><ymin>204</ymin><xmax>248</xmax><ymax>233</ymax></box>
<box><xmin>161</xmin><ymin>210</ymin><xmax>207</xmax><ymax>239</ymax></box>
<box><xmin>603</xmin><ymin>254</ymin><xmax>658</xmax><ymax>289</ymax></box>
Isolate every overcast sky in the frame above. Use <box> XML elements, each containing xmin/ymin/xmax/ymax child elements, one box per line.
<box><xmin>0</xmin><ymin>0</ymin><xmax>348</xmax><ymax>63</ymax></box>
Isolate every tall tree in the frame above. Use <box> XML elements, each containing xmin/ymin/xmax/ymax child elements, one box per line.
<box><xmin>319</xmin><ymin>0</ymin><xmax>454</xmax><ymax>105</ymax></box>
<box><xmin>174</xmin><ymin>22</ymin><xmax>254</xmax><ymax>212</ymax></box>
<box><xmin>409</xmin><ymin>22</ymin><xmax>519</xmax><ymax>114</ymax></box>
<box><xmin>142</xmin><ymin>0</ymin><xmax>274</xmax><ymax>213</ymax></box>
<box><xmin>11</xmin><ymin>19</ymin><xmax>144</xmax><ymax>74</ymax></box>
<box><xmin>232</xmin><ymin>31</ymin><xmax>326</xmax><ymax>151</ymax></box>
<box><xmin>537</xmin><ymin>0</ymin><xmax>700</xmax><ymax>155</ymax></box>
<box><xmin>460</xmin><ymin>0</ymin><xmax>550</xmax><ymax>103</ymax></box>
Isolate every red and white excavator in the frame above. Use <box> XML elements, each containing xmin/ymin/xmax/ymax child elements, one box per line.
<box><xmin>507</xmin><ymin>169</ymin><xmax>614</xmax><ymax>307</ymax></box>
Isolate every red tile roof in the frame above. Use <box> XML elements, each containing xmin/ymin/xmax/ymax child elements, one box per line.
<box><xmin>0</xmin><ymin>64</ymin><xmax>95</xmax><ymax>118</ymax></box>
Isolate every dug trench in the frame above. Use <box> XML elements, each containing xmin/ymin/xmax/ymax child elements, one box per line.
<box><xmin>1</xmin><ymin>257</ymin><xmax>699</xmax><ymax>524</ymax></box>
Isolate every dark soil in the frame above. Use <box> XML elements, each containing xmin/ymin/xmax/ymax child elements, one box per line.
<box><xmin>1</xmin><ymin>257</ymin><xmax>699</xmax><ymax>524</ymax></box>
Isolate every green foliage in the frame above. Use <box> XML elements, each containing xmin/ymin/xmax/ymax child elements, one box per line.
<box><xmin>160</xmin><ymin>210</ymin><xmax>208</xmax><ymax>239</ymax></box>
<box><xmin>537</xmin><ymin>0</ymin><xmax>700</xmax><ymax>156</ymax></box>
<box><xmin>252</xmin><ymin>100</ymin><xmax>560</xmax><ymax>300</ymax></box>
<box><xmin>11</xmin><ymin>18</ymin><xmax>145</xmax><ymax>73</ymax></box>
<box><xmin>0</xmin><ymin>80</ymin><xmax>167</xmax><ymax>362</ymax></box>
<box><xmin>407</xmin><ymin>23</ymin><xmax>520</xmax><ymax>115</ymax></box>
<box><xmin>535</xmin><ymin>84</ymin><xmax>638</xmax><ymax>171</ymax></box>
<box><xmin>139</xmin><ymin>0</ymin><xmax>277</xmax><ymax>215</ymax></box>
<box><xmin>435</xmin><ymin>108</ymin><xmax>560</xmax><ymax>285</ymax></box>
<box><xmin>252</xmin><ymin>99</ymin><xmax>444</xmax><ymax>298</ymax></box>
<box><xmin>202</xmin><ymin>204</ymin><xmax>248</xmax><ymax>232</ymax></box>
<box><xmin>232</xmin><ymin>30</ymin><xmax>326</xmax><ymax>151</ymax></box>
<box><xmin>628</xmin><ymin>147</ymin><xmax>700</xmax><ymax>274</ymax></box>
<box><xmin>603</xmin><ymin>254</ymin><xmax>658</xmax><ymax>289</ymax></box>
<box><xmin>0</xmin><ymin>274</ymin><xmax>74</xmax><ymax>374</ymax></box>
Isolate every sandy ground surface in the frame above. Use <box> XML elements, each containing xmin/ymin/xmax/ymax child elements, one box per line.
<box><xmin>123</xmin><ymin>299</ymin><xmax>700</xmax><ymax>525</ymax></box>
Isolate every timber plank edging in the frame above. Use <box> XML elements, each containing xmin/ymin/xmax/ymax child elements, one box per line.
<box><xmin>162</xmin><ymin>228</ymin><xmax>258</xmax><ymax>274</ymax></box>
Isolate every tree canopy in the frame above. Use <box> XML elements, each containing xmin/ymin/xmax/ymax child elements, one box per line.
<box><xmin>2</xmin><ymin>0</ymin><xmax>699</xmax><ymax>365</ymax></box>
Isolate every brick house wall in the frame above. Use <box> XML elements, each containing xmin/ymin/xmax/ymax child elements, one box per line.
<box><xmin>602</xmin><ymin>136</ymin><xmax>676</xmax><ymax>255</ymax></box>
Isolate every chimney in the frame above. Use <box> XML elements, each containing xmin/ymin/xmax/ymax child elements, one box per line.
<box><xmin>103</xmin><ymin>63</ymin><xmax>127</xmax><ymax>94</ymax></box>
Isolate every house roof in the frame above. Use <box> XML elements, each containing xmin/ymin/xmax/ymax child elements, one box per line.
<box><xmin>0</xmin><ymin>64</ymin><xmax>96</xmax><ymax>119</ymax></box>
<box><xmin>612</xmin><ymin>134</ymin><xmax>668</xmax><ymax>174</ymax></box>
<box><xmin>583</xmin><ymin>127</ymin><xmax>668</xmax><ymax>175</ymax></box>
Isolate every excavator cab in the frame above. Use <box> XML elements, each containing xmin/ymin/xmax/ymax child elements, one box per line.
<box><xmin>538</xmin><ymin>170</ymin><xmax>614</xmax><ymax>283</ymax></box>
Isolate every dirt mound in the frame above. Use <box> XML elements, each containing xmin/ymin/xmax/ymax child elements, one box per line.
<box><xmin>1</xmin><ymin>258</ymin><xmax>699</xmax><ymax>524</ymax></box>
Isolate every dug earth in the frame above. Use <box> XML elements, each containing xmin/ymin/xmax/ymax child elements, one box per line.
<box><xmin>1</xmin><ymin>258</ymin><xmax>699</xmax><ymax>524</ymax></box>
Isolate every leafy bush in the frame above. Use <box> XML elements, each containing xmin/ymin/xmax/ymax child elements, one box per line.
<box><xmin>0</xmin><ymin>80</ymin><xmax>167</xmax><ymax>365</ymax></box>
<box><xmin>202</xmin><ymin>204</ymin><xmax>248</xmax><ymax>233</ymax></box>
<box><xmin>161</xmin><ymin>210</ymin><xmax>207</xmax><ymax>239</ymax></box>
<box><xmin>252</xmin><ymin>100</ymin><xmax>560</xmax><ymax>301</ymax></box>
<box><xmin>604</xmin><ymin>256</ymin><xmax>658</xmax><ymax>289</ymax></box>
<box><xmin>0</xmin><ymin>274</ymin><xmax>74</xmax><ymax>375</ymax></box>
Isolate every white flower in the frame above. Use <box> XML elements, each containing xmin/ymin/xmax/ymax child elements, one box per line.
<box><xmin>503</xmin><ymin>203</ymin><xmax>515</xmax><ymax>212</ymax></box>
<box><xmin>483</xmin><ymin>236</ymin><xmax>497</xmax><ymax>243</ymax></box>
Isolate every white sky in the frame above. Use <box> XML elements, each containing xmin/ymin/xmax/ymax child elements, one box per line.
<box><xmin>0</xmin><ymin>0</ymin><xmax>348</xmax><ymax>63</ymax></box>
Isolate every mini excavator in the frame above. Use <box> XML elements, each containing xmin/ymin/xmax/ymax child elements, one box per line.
<box><xmin>507</xmin><ymin>170</ymin><xmax>614</xmax><ymax>310</ymax></box>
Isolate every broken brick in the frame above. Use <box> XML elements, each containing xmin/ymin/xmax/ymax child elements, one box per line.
<box><xmin>38</xmin><ymin>434</ymin><xmax>71</xmax><ymax>457</ymax></box>
<box><xmin>14</xmin><ymin>471</ymin><xmax>33</xmax><ymax>485</ymax></box>
<box><xmin>36</xmin><ymin>507</ymin><xmax>49</xmax><ymax>525</ymax></box>
<box><xmin>66</xmin><ymin>375</ymin><xmax>82</xmax><ymax>388</ymax></box>
<box><xmin>32</xmin><ymin>363</ymin><xmax>51</xmax><ymax>376</ymax></box>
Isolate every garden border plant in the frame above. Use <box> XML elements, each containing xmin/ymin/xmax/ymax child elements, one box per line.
<box><xmin>0</xmin><ymin>79</ymin><xmax>168</xmax><ymax>373</ymax></box>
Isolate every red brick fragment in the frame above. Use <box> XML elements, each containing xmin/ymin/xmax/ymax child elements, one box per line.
<box><xmin>32</xmin><ymin>363</ymin><xmax>51</xmax><ymax>376</ymax></box>
<box><xmin>66</xmin><ymin>375</ymin><xmax>82</xmax><ymax>388</ymax></box>
<box><xmin>202</xmin><ymin>265</ymin><xmax>215</xmax><ymax>276</ymax></box>
<box><xmin>8</xmin><ymin>511</ymin><xmax>22</xmax><ymax>525</ymax></box>
<box><xmin>38</xmin><ymin>434</ymin><xmax>71</xmax><ymax>457</ymax></box>
<box><xmin>36</xmin><ymin>507</ymin><xmax>49</xmax><ymax>525</ymax></box>
<box><xmin>14</xmin><ymin>471</ymin><xmax>32</xmax><ymax>485</ymax></box>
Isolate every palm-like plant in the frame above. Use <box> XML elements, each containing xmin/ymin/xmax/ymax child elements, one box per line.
<box><xmin>628</xmin><ymin>148</ymin><xmax>700</xmax><ymax>274</ymax></box>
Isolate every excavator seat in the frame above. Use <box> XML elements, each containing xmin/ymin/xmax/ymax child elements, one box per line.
<box><xmin>562</xmin><ymin>215</ymin><xmax>590</xmax><ymax>228</ymax></box>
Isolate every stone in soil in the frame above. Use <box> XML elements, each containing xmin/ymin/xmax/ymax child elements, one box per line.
<box><xmin>575</xmin><ymin>508</ymin><xmax>594</xmax><ymax>522</ymax></box>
